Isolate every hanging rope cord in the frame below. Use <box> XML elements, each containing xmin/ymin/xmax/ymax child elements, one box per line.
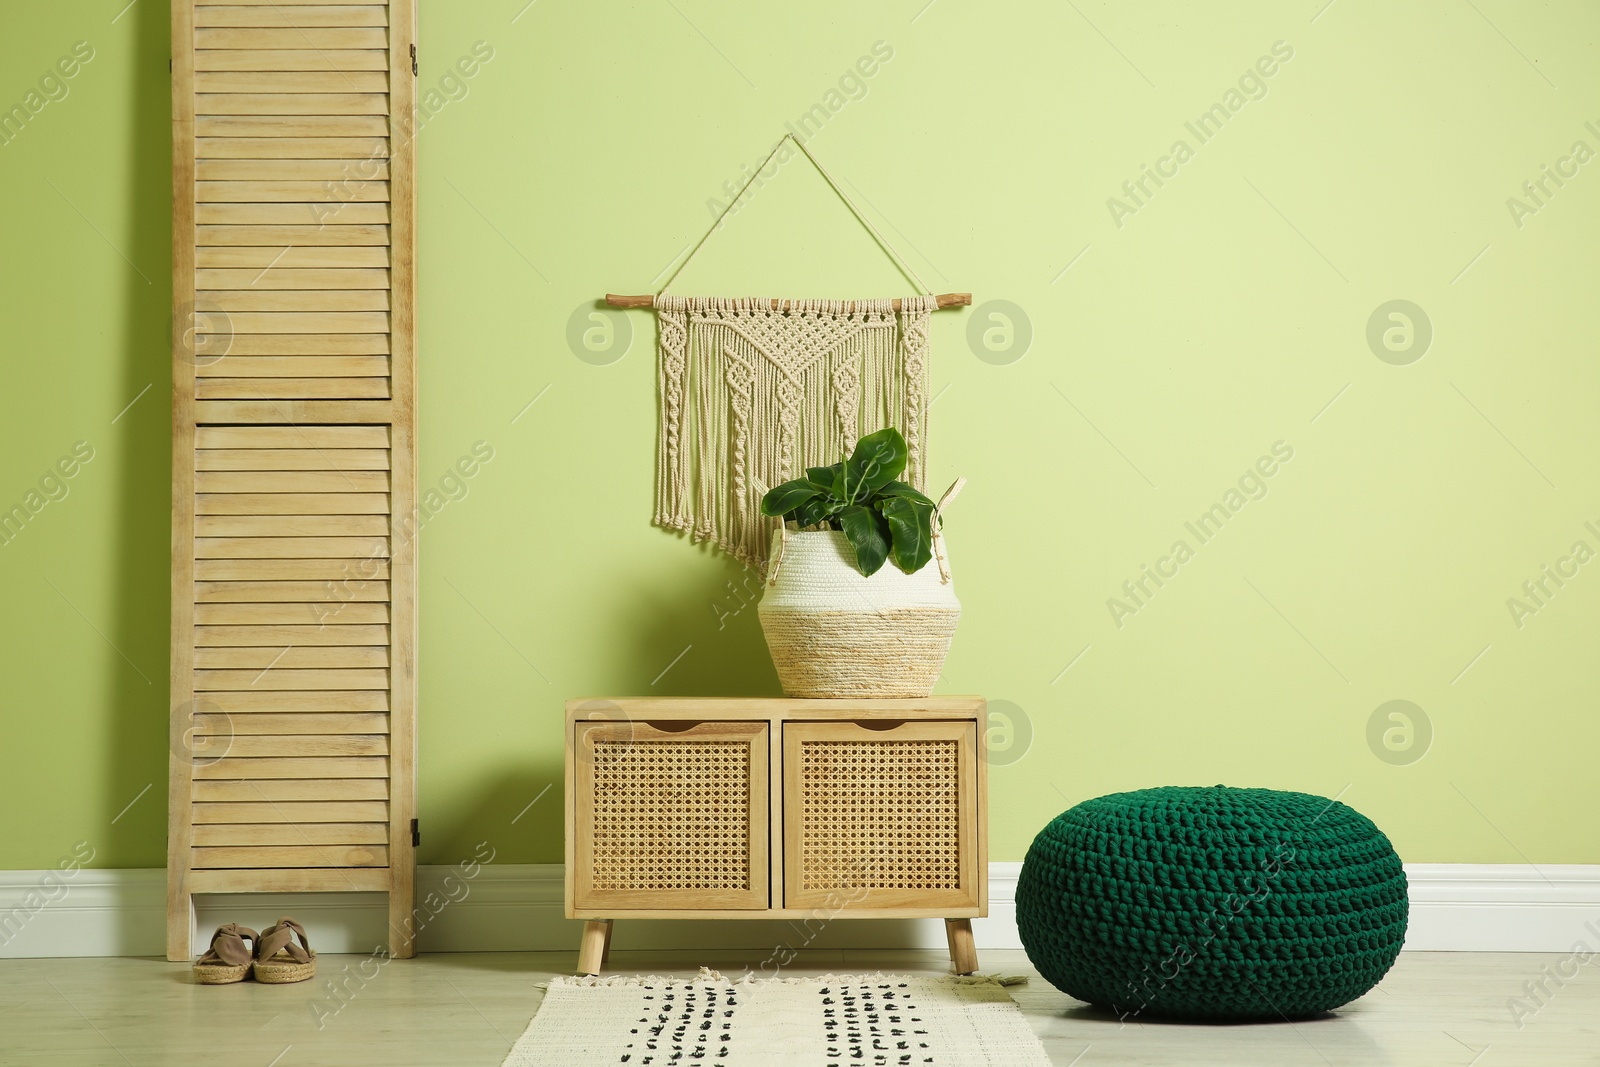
<box><xmin>656</xmin><ymin>133</ymin><xmax>936</xmax><ymax>298</ymax></box>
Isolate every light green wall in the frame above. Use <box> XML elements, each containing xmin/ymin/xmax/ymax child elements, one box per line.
<box><xmin>2</xmin><ymin>2</ymin><xmax>1596</xmax><ymax>871</ymax></box>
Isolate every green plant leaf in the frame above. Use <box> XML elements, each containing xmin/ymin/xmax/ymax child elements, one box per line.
<box><xmin>837</xmin><ymin>505</ymin><xmax>890</xmax><ymax>576</ymax></box>
<box><xmin>880</xmin><ymin>495</ymin><xmax>935</xmax><ymax>574</ymax></box>
<box><xmin>761</xmin><ymin>478</ymin><xmax>820</xmax><ymax>518</ymax></box>
<box><xmin>843</xmin><ymin>428</ymin><xmax>907</xmax><ymax>503</ymax></box>
<box><xmin>807</xmin><ymin>464</ymin><xmax>841</xmax><ymax>492</ymax></box>
<box><xmin>794</xmin><ymin>494</ymin><xmax>835</xmax><ymax>530</ymax></box>
<box><xmin>877</xmin><ymin>480</ymin><xmax>935</xmax><ymax>507</ymax></box>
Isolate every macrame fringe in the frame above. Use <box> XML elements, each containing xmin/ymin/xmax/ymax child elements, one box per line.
<box><xmin>654</xmin><ymin>295</ymin><xmax>939</xmax><ymax>566</ymax></box>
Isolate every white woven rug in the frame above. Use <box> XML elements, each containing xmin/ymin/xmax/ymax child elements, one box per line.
<box><xmin>502</xmin><ymin>972</ymin><xmax>1050</xmax><ymax>1067</ymax></box>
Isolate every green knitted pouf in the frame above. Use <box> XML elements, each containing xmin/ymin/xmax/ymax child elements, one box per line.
<box><xmin>1016</xmin><ymin>785</ymin><xmax>1408</xmax><ymax>1022</ymax></box>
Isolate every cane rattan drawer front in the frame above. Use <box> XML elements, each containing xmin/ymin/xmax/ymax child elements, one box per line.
<box><xmin>783</xmin><ymin>720</ymin><xmax>978</xmax><ymax>911</ymax></box>
<box><xmin>574</xmin><ymin>721</ymin><xmax>769</xmax><ymax>911</ymax></box>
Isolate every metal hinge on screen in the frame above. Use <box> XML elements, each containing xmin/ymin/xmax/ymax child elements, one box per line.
<box><xmin>411</xmin><ymin>819</ymin><xmax>420</xmax><ymax>847</ymax></box>
<box><xmin>410</xmin><ymin>44</ymin><xmax>418</xmax><ymax>76</ymax></box>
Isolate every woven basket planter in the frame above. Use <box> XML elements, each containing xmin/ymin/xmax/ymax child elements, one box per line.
<box><xmin>758</xmin><ymin>529</ymin><xmax>960</xmax><ymax>697</ymax></box>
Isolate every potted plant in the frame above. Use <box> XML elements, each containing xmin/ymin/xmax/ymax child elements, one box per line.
<box><xmin>757</xmin><ymin>427</ymin><xmax>960</xmax><ymax>697</ymax></box>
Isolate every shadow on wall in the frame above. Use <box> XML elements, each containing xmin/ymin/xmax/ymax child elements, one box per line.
<box><xmin>421</xmin><ymin>767</ymin><xmax>563</xmax><ymax>869</ymax></box>
<box><xmin>108</xmin><ymin>0</ymin><xmax>173</xmax><ymax>932</ymax></box>
<box><xmin>629</xmin><ymin>540</ymin><xmax>784</xmax><ymax>697</ymax></box>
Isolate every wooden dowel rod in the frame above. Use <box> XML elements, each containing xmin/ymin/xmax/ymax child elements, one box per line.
<box><xmin>604</xmin><ymin>293</ymin><xmax>972</xmax><ymax>310</ymax></box>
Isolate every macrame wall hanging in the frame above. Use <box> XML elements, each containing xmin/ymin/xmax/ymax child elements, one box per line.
<box><xmin>606</xmin><ymin>135</ymin><xmax>970</xmax><ymax>566</ymax></box>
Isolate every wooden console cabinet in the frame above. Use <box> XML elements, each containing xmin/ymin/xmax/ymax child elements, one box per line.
<box><xmin>564</xmin><ymin>697</ymin><xmax>988</xmax><ymax>974</ymax></box>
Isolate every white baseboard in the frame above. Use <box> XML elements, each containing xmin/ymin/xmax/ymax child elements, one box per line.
<box><xmin>1400</xmin><ymin>864</ymin><xmax>1600</xmax><ymax>951</ymax></box>
<box><xmin>2</xmin><ymin>863</ymin><xmax>1596</xmax><ymax>959</ymax></box>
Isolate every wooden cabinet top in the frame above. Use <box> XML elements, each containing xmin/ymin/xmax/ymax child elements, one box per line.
<box><xmin>565</xmin><ymin>696</ymin><xmax>986</xmax><ymax>723</ymax></box>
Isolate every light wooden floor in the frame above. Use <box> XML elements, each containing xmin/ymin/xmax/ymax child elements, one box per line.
<box><xmin>2</xmin><ymin>949</ymin><xmax>1595</xmax><ymax>1066</ymax></box>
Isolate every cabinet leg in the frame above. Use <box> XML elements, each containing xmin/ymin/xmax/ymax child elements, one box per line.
<box><xmin>578</xmin><ymin>920</ymin><xmax>612</xmax><ymax>976</ymax></box>
<box><xmin>945</xmin><ymin>918</ymin><xmax>978</xmax><ymax>975</ymax></box>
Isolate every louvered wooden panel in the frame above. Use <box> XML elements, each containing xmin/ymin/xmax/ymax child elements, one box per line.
<box><xmin>194</xmin><ymin>778</ymin><xmax>389</xmax><ymax>802</ymax></box>
<box><xmin>182</xmin><ymin>435</ymin><xmax>396</xmax><ymax>893</ymax></box>
<box><xmin>194</xmin><ymin>800</ymin><xmax>391</xmax><ymax>822</ymax></box>
<box><xmin>185</xmin><ymin>6</ymin><xmax>394</xmax><ymax>406</ymax></box>
<box><xmin>170</xmin><ymin>0</ymin><xmax>416</xmax><ymax>963</ymax></box>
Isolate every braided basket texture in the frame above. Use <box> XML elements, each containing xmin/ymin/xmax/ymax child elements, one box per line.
<box><xmin>759</xmin><ymin>530</ymin><xmax>959</xmax><ymax>697</ymax></box>
<box><xmin>1017</xmin><ymin>785</ymin><xmax>1408</xmax><ymax>1022</ymax></box>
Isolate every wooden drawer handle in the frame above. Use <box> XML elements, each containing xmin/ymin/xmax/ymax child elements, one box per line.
<box><xmin>642</xmin><ymin>720</ymin><xmax>702</xmax><ymax>733</ymax></box>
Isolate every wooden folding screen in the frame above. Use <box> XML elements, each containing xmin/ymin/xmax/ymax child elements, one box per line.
<box><xmin>168</xmin><ymin>0</ymin><xmax>418</xmax><ymax>961</ymax></box>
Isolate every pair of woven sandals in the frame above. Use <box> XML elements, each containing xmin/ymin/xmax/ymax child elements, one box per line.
<box><xmin>193</xmin><ymin>919</ymin><xmax>317</xmax><ymax>985</ymax></box>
